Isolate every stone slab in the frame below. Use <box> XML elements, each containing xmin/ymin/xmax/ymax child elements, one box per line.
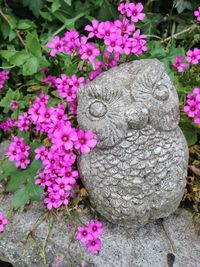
<box><xmin>0</xmin><ymin>195</ymin><xmax>199</xmax><ymax>267</ymax></box>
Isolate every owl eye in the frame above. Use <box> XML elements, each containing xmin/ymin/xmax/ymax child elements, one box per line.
<box><xmin>153</xmin><ymin>84</ymin><xmax>169</xmax><ymax>101</ymax></box>
<box><xmin>89</xmin><ymin>101</ymin><xmax>108</xmax><ymax>118</ymax></box>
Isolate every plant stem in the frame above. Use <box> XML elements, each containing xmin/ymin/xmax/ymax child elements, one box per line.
<box><xmin>0</xmin><ymin>9</ymin><xmax>26</xmax><ymax>47</ymax></box>
<box><xmin>161</xmin><ymin>24</ymin><xmax>199</xmax><ymax>44</ymax></box>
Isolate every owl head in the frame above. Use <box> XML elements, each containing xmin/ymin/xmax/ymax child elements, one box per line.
<box><xmin>77</xmin><ymin>59</ymin><xmax>180</xmax><ymax>148</ymax></box>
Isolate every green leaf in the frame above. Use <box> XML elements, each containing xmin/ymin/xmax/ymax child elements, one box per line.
<box><xmin>0</xmin><ymin>160</ymin><xmax>18</xmax><ymax>180</ymax></box>
<box><xmin>64</xmin><ymin>0</ymin><xmax>71</xmax><ymax>5</ymax></box>
<box><xmin>0</xmin><ymin>88</ymin><xmax>20</xmax><ymax>109</ymax></box>
<box><xmin>21</xmin><ymin>0</ymin><xmax>44</xmax><ymax>17</ymax></box>
<box><xmin>175</xmin><ymin>0</ymin><xmax>193</xmax><ymax>14</ymax></box>
<box><xmin>27</xmin><ymin>176</ymin><xmax>43</xmax><ymax>201</ymax></box>
<box><xmin>11</xmin><ymin>109</ymin><xmax>19</xmax><ymax>121</ymax></box>
<box><xmin>12</xmin><ymin>186</ymin><xmax>29</xmax><ymax>209</ymax></box>
<box><xmin>51</xmin><ymin>90</ymin><xmax>60</xmax><ymax>98</ymax></box>
<box><xmin>181</xmin><ymin>123</ymin><xmax>198</xmax><ymax>146</ymax></box>
<box><xmin>5</xmin><ymin>14</ymin><xmax>17</xmax><ymax>30</ymax></box>
<box><xmin>27</xmin><ymin>160</ymin><xmax>43</xmax><ymax>176</ymax></box>
<box><xmin>52</xmin><ymin>0</ymin><xmax>61</xmax><ymax>12</ymax></box>
<box><xmin>0</xmin><ymin>50</ymin><xmax>16</xmax><ymax>61</ymax></box>
<box><xmin>149</xmin><ymin>41</ymin><xmax>166</xmax><ymax>58</ymax></box>
<box><xmin>40</xmin><ymin>11</ymin><xmax>52</xmax><ymax>21</ymax></box>
<box><xmin>25</xmin><ymin>32</ymin><xmax>42</xmax><ymax>57</ymax></box>
<box><xmin>9</xmin><ymin>51</ymin><xmax>31</xmax><ymax>66</ymax></box>
<box><xmin>0</xmin><ymin>21</ymin><xmax>11</xmax><ymax>39</ymax></box>
<box><xmin>17</xmin><ymin>20</ymin><xmax>34</xmax><ymax>30</ymax></box>
<box><xmin>29</xmin><ymin>141</ymin><xmax>42</xmax><ymax>161</ymax></box>
<box><xmin>97</xmin><ymin>0</ymin><xmax>118</xmax><ymax>21</ymax></box>
<box><xmin>6</xmin><ymin>171</ymin><xmax>27</xmax><ymax>192</ymax></box>
<box><xmin>22</xmin><ymin>57</ymin><xmax>39</xmax><ymax>76</ymax></box>
<box><xmin>66</xmin><ymin>64</ymin><xmax>78</xmax><ymax>76</ymax></box>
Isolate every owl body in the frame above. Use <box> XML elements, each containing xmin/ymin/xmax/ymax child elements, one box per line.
<box><xmin>77</xmin><ymin>59</ymin><xmax>188</xmax><ymax>228</ymax></box>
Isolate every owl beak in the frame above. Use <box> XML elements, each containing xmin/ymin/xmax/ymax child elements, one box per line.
<box><xmin>125</xmin><ymin>103</ymin><xmax>149</xmax><ymax>129</ymax></box>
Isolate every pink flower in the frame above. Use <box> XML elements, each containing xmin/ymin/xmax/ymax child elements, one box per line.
<box><xmin>54</xmin><ymin>177</ymin><xmax>72</xmax><ymax>194</ymax></box>
<box><xmin>75</xmin><ymin>226</ymin><xmax>93</xmax><ymax>244</ymax></box>
<box><xmin>10</xmin><ymin>100</ymin><xmax>19</xmax><ymax>110</ymax></box>
<box><xmin>34</xmin><ymin>146</ymin><xmax>48</xmax><ymax>161</ymax></box>
<box><xmin>194</xmin><ymin>7</ymin><xmax>200</xmax><ymax>21</ymax></box>
<box><xmin>75</xmin><ymin>220</ymin><xmax>104</xmax><ymax>254</ymax></box>
<box><xmin>79</xmin><ymin>42</ymin><xmax>100</xmax><ymax>63</ymax></box>
<box><xmin>119</xmin><ymin>35</ymin><xmax>131</xmax><ymax>55</ymax></box>
<box><xmin>104</xmin><ymin>33</ymin><xmax>122</xmax><ymax>53</ymax></box>
<box><xmin>172</xmin><ymin>56</ymin><xmax>189</xmax><ymax>72</ymax></box>
<box><xmin>69</xmin><ymin>74</ymin><xmax>84</xmax><ymax>90</ymax></box>
<box><xmin>15</xmin><ymin>154</ymin><xmax>30</xmax><ymax>169</ymax></box>
<box><xmin>62</xmin><ymin>166</ymin><xmax>79</xmax><ymax>185</ymax></box>
<box><xmin>46</xmin><ymin>36</ymin><xmax>65</xmax><ymax>57</ymax></box>
<box><xmin>88</xmin><ymin>220</ymin><xmax>104</xmax><ymax>237</ymax></box>
<box><xmin>35</xmin><ymin>173</ymin><xmax>52</xmax><ymax>188</ymax></box>
<box><xmin>44</xmin><ymin>193</ymin><xmax>59</xmax><ymax>210</ymax></box>
<box><xmin>118</xmin><ymin>2</ymin><xmax>128</xmax><ymax>15</ymax></box>
<box><xmin>35</xmin><ymin>92</ymin><xmax>50</xmax><ymax>106</ymax></box>
<box><xmin>51</xmin><ymin>122</ymin><xmax>77</xmax><ymax>150</ymax></box>
<box><xmin>65</xmin><ymin>87</ymin><xmax>77</xmax><ymax>103</ymax></box>
<box><xmin>43</xmin><ymin>75</ymin><xmax>57</xmax><ymax>88</ymax></box>
<box><xmin>130</xmin><ymin>29</ymin><xmax>147</xmax><ymax>55</ymax></box>
<box><xmin>85</xmin><ymin>19</ymin><xmax>102</xmax><ymax>39</ymax></box>
<box><xmin>0</xmin><ymin>118</ymin><xmax>14</xmax><ymax>132</ymax></box>
<box><xmin>56</xmin><ymin>74</ymin><xmax>70</xmax><ymax>98</ymax></box>
<box><xmin>186</xmin><ymin>48</ymin><xmax>200</xmax><ymax>65</ymax></box>
<box><xmin>126</xmin><ymin>2</ymin><xmax>145</xmax><ymax>23</ymax></box>
<box><xmin>7</xmin><ymin>136</ymin><xmax>30</xmax><ymax>169</ymax></box>
<box><xmin>38</xmin><ymin>106</ymin><xmax>55</xmax><ymax>124</ymax></box>
<box><xmin>6</xmin><ymin>145</ymin><xmax>19</xmax><ymax>161</ymax></box>
<box><xmin>28</xmin><ymin>102</ymin><xmax>43</xmax><ymax>123</ymax></box>
<box><xmin>0</xmin><ymin>212</ymin><xmax>8</xmax><ymax>233</ymax></box>
<box><xmin>86</xmin><ymin>238</ymin><xmax>101</xmax><ymax>254</ymax></box>
<box><xmin>114</xmin><ymin>18</ymin><xmax>135</xmax><ymax>35</ymax></box>
<box><xmin>63</xmin><ymin>29</ymin><xmax>80</xmax><ymax>48</ymax></box>
<box><xmin>0</xmin><ymin>70</ymin><xmax>9</xmax><ymax>91</ymax></box>
<box><xmin>98</xmin><ymin>21</ymin><xmax>117</xmax><ymax>39</ymax></box>
<box><xmin>75</xmin><ymin>129</ymin><xmax>97</xmax><ymax>154</ymax></box>
<box><xmin>15</xmin><ymin>112</ymin><xmax>30</xmax><ymax>131</ymax></box>
<box><xmin>57</xmin><ymin>192</ymin><xmax>69</xmax><ymax>207</ymax></box>
<box><xmin>184</xmin><ymin>102</ymin><xmax>198</xmax><ymax>118</ymax></box>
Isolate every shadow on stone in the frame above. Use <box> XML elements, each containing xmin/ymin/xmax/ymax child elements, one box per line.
<box><xmin>0</xmin><ymin>260</ymin><xmax>13</xmax><ymax>267</ymax></box>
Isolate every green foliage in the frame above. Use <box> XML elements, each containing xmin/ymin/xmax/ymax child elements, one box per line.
<box><xmin>1</xmin><ymin>157</ymin><xmax>43</xmax><ymax>208</ymax></box>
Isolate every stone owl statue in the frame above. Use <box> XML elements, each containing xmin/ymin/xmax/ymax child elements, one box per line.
<box><xmin>77</xmin><ymin>59</ymin><xmax>188</xmax><ymax>228</ymax></box>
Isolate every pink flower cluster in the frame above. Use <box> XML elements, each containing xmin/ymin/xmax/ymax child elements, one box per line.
<box><xmin>15</xmin><ymin>112</ymin><xmax>30</xmax><ymax>131</ymax></box>
<box><xmin>194</xmin><ymin>7</ymin><xmax>200</xmax><ymax>21</ymax></box>
<box><xmin>118</xmin><ymin>2</ymin><xmax>145</xmax><ymax>22</ymax></box>
<box><xmin>172</xmin><ymin>56</ymin><xmax>188</xmax><ymax>73</ymax></box>
<box><xmin>172</xmin><ymin>48</ymin><xmax>200</xmax><ymax>73</ymax></box>
<box><xmin>0</xmin><ymin>212</ymin><xmax>8</xmax><ymax>233</ymax></box>
<box><xmin>184</xmin><ymin>88</ymin><xmax>200</xmax><ymax>124</ymax></box>
<box><xmin>43</xmin><ymin>75</ymin><xmax>57</xmax><ymax>88</ymax></box>
<box><xmin>46</xmin><ymin>2</ymin><xmax>147</xmax><ymax>83</ymax></box>
<box><xmin>75</xmin><ymin>220</ymin><xmax>104</xmax><ymax>254</ymax></box>
<box><xmin>6</xmin><ymin>136</ymin><xmax>30</xmax><ymax>169</ymax></box>
<box><xmin>0</xmin><ymin>70</ymin><xmax>9</xmax><ymax>91</ymax></box>
<box><xmin>0</xmin><ymin>118</ymin><xmax>14</xmax><ymax>132</ymax></box>
<box><xmin>14</xmin><ymin>91</ymin><xmax>97</xmax><ymax>209</ymax></box>
<box><xmin>186</xmin><ymin>48</ymin><xmax>200</xmax><ymax>65</ymax></box>
<box><xmin>55</xmin><ymin>74</ymin><xmax>84</xmax><ymax>111</ymax></box>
